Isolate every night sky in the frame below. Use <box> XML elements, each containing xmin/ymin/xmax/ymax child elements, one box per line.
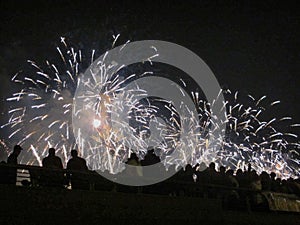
<box><xmin>0</xmin><ymin>1</ymin><xmax>300</xmax><ymax>146</ymax></box>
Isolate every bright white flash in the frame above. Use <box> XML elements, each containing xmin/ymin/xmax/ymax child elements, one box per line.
<box><xmin>93</xmin><ymin>119</ymin><xmax>101</xmax><ymax>128</ymax></box>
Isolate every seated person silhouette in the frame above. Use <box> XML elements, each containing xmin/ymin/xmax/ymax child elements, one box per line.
<box><xmin>41</xmin><ymin>148</ymin><xmax>64</xmax><ymax>187</ymax></box>
<box><xmin>66</xmin><ymin>150</ymin><xmax>89</xmax><ymax>190</ymax></box>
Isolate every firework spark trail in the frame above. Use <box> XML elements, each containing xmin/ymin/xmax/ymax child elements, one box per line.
<box><xmin>208</xmin><ymin>91</ymin><xmax>300</xmax><ymax>178</ymax></box>
<box><xmin>0</xmin><ymin>139</ymin><xmax>10</xmax><ymax>160</ymax></box>
<box><xmin>1</xmin><ymin>37</ymin><xmax>299</xmax><ymax>179</ymax></box>
<box><xmin>75</xmin><ymin>61</ymin><xmax>299</xmax><ymax>178</ymax></box>
<box><xmin>72</xmin><ymin>41</ymin><xmax>159</xmax><ymax>173</ymax></box>
<box><xmin>2</xmin><ymin>38</ymin><xmax>82</xmax><ymax>166</ymax></box>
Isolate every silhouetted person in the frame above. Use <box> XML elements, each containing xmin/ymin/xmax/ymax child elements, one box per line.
<box><xmin>117</xmin><ymin>153</ymin><xmax>143</xmax><ymax>193</ymax></box>
<box><xmin>140</xmin><ymin>149</ymin><xmax>166</xmax><ymax>195</ymax></box>
<box><xmin>224</xmin><ymin>169</ymin><xmax>240</xmax><ymax>209</ymax></box>
<box><xmin>41</xmin><ymin>148</ymin><xmax>64</xmax><ymax>187</ymax></box>
<box><xmin>126</xmin><ymin>152</ymin><xmax>143</xmax><ymax>177</ymax></box>
<box><xmin>270</xmin><ymin>172</ymin><xmax>280</xmax><ymax>192</ymax></box>
<box><xmin>7</xmin><ymin>145</ymin><xmax>22</xmax><ymax>165</ymax></box>
<box><xmin>226</xmin><ymin>169</ymin><xmax>239</xmax><ymax>188</ymax></box>
<box><xmin>202</xmin><ymin>162</ymin><xmax>219</xmax><ymax>198</ymax></box>
<box><xmin>260</xmin><ymin>171</ymin><xmax>271</xmax><ymax>191</ymax></box>
<box><xmin>67</xmin><ymin>150</ymin><xmax>89</xmax><ymax>190</ymax></box>
<box><xmin>141</xmin><ymin>149</ymin><xmax>160</xmax><ymax>166</ymax></box>
<box><xmin>42</xmin><ymin>148</ymin><xmax>63</xmax><ymax>169</ymax></box>
<box><xmin>249</xmin><ymin>170</ymin><xmax>268</xmax><ymax>210</ymax></box>
<box><xmin>207</xmin><ymin>162</ymin><xmax>218</xmax><ymax>184</ymax></box>
<box><xmin>236</xmin><ymin>169</ymin><xmax>247</xmax><ymax>188</ymax></box>
<box><xmin>218</xmin><ymin>166</ymin><xmax>231</xmax><ymax>186</ymax></box>
<box><xmin>194</xmin><ymin>162</ymin><xmax>208</xmax><ymax>197</ymax></box>
<box><xmin>141</xmin><ymin>148</ymin><xmax>163</xmax><ymax>186</ymax></box>
<box><xmin>7</xmin><ymin>145</ymin><xmax>22</xmax><ymax>185</ymax></box>
<box><xmin>178</xmin><ymin>164</ymin><xmax>195</xmax><ymax>196</ymax></box>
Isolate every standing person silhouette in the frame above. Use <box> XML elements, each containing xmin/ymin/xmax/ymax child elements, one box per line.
<box><xmin>66</xmin><ymin>150</ymin><xmax>89</xmax><ymax>189</ymax></box>
<box><xmin>41</xmin><ymin>148</ymin><xmax>64</xmax><ymax>187</ymax></box>
<box><xmin>7</xmin><ymin>145</ymin><xmax>23</xmax><ymax>185</ymax></box>
<box><xmin>42</xmin><ymin>148</ymin><xmax>63</xmax><ymax>169</ymax></box>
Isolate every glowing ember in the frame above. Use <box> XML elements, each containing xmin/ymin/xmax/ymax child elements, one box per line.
<box><xmin>93</xmin><ymin>119</ymin><xmax>101</xmax><ymax>129</ymax></box>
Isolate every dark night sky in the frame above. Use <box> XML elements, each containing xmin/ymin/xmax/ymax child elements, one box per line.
<box><xmin>0</xmin><ymin>0</ymin><xmax>300</xmax><ymax>140</ymax></box>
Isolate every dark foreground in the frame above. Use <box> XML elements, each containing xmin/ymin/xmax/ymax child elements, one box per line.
<box><xmin>0</xmin><ymin>183</ymin><xmax>299</xmax><ymax>225</ymax></box>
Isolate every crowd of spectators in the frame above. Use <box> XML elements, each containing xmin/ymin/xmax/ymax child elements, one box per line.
<box><xmin>168</xmin><ymin>161</ymin><xmax>300</xmax><ymax>210</ymax></box>
<box><xmin>0</xmin><ymin>145</ymin><xmax>89</xmax><ymax>189</ymax></box>
<box><xmin>1</xmin><ymin>144</ymin><xmax>300</xmax><ymax>211</ymax></box>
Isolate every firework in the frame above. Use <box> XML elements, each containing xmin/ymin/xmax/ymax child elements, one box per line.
<box><xmin>1</xmin><ymin>38</ymin><xmax>81</xmax><ymax>165</ymax></box>
<box><xmin>205</xmin><ymin>90</ymin><xmax>300</xmax><ymax>178</ymax></box>
<box><xmin>1</xmin><ymin>37</ymin><xmax>299</xmax><ymax>179</ymax></box>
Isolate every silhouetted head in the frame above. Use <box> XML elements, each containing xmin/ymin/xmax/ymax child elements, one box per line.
<box><xmin>251</xmin><ymin>170</ymin><xmax>258</xmax><ymax>180</ymax></box>
<box><xmin>48</xmin><ymin>148</ymin><xmax>55</xmax><ymax>156</ymax></box>
<box><xmin>13</xmin><ymin>145</ymin><xmax>22</xmax><ymax>155</ymax></box>
<box><xmin>226</xmin><ymin>169</ymin><xmax>234</xmax><ymax>176</ymax></box>
<box><xmin>209</xmin><ymin>162</ymin><xmax>215</xmax><ymax>171</ymax></box>
<box><xmin>128</xmin><ymin>152</ymin><xmax>139</xmax><ymax>162</ymax></box>
<box><xmin>270</xmin><ymin>172</ymin><xmax>276</xmax><ymax>180</ymax></box>
<box><xmin>236</xmin><ymin>169</ymin><xmax>243</xmax><ymax>176</ymax></box>
<box><xmin>185</xmin><ymin>164</ymin><xmax>193</xmax><ymax>172</ymax></box>
<box><xmin>219</xmin><ymin>166</ymin><xmax>226</xmax><ymax>174</ymax></box>
<box><xmin>260</xmin><ymin>171</ymin><xmax>269</xmax><ymax>179</ymax></box>
<box><xmin>196</xmin><ymin>162</ymin><xmax>207</xmax><ymax>171</ymax></box>
<box><xmin>71</xmin><ymin>149</ymin><xmax>78</xmax><ymax>158</ymax></box>
<box><xmin>146</xmin><ymin>148</ymin><xmax>155</xmax><ymax>155</ymax></box>
<box><xmin>141</xmin><ymin>148</ymin><xmax>160</xmax><ymax>166</ymax></box>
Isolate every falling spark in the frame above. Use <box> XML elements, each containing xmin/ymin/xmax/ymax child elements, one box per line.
<box><xmin>0</xmin><ymin>36</ymin><xmax>299</xmax><ymax>180</ymax></box>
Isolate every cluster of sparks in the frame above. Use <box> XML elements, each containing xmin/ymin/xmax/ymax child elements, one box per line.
<box><xmin>1</xmin><ymin>36</ymin><xmax>299</xmax><ymax>179</ymax></box>
<box><xmin>202</xmin><ymin>90</ymin><xmax>300</xmax><ymax>178</ymax></box>
<box><xmin>1</xmin><ymin>37</ymin><xmax>79</xmax><ymax>165</ymax></box>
